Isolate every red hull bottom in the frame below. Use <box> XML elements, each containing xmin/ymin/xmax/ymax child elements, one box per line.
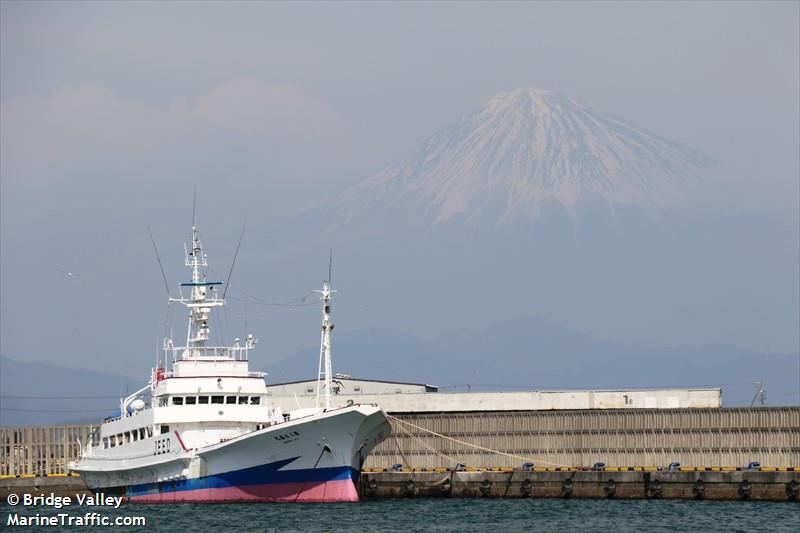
<box><xmin>126</xmin><ymin>478</ymin><xmax>359</xmax><ymax>503</ymax></box>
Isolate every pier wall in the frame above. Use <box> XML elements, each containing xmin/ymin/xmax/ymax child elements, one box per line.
<box><xmin>358</xmin><ymin>470</ymin><xmax>800</xmax><ymax>502</ymax></box>
<box><xmin>0</xmin><ymin>426</ymin><xmax>90</xmax><ymax>476</ymax></box>
<box><xmin>365</xmin><ymin>407</ymin><xmax>800</xmax><ymax>469</ymax></box>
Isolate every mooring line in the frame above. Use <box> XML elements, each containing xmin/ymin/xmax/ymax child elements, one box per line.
<box><xmin>388</xmin><ymin>415</ymin><xmax>570</xmax><ymax>468</ymax></box>
<box><xmin>393</xmin><ymin>417</ymin><xmax>466</xmax><ymax>467</ymax></box>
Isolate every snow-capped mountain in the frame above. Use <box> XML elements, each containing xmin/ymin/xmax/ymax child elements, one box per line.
<box><xmin>337</xmin><ymin>88</ymin><xmax>714</xmax><ymax>224</ymax></box>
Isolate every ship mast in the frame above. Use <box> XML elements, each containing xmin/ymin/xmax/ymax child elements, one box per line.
<box><xmin>315</xmin><ymin>257</ymin><xmax>336</xmax><ymax>410</ymax></box>
<box><xmin>176</xmin><ymin>223</ymin><xmax>224</xmax><ymax>356</ymax></box>
<box><xmin>160</xmin><ymin>218</ymin><xmax>255</xmax><ymax>367</ymax></box>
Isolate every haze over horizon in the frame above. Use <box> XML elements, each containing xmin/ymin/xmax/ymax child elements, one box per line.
<box><xmin>1</xmin><ymin>2</ymin><xmax>798</xmax><ymax>405</ymax></box>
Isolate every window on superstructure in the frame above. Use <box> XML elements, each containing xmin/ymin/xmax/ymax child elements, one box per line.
<box><xmin>185</xmin><ymin>396</ymin><xmax>196</xmax><ymax>405</ymax></box>
<box><xmin>238</xmin><ymin>396</ymin><xmax>248</xmax><ymax>404</ymax></box>
<box><xmin>158</xmin><ymin>397</ymin><xmax>168</xmax><ymax>407</ymax></box>
<box><xmin>124</xmin><ymin>432</ymin><xmax>130</xmax><ymax>443</ymax></box>
<box><xmin>146</xmin><ymin>427</ymin><xmax>153</xmax><ymax>438</ymax></box>
<box><xmin>211</xmin><ymin>396</ymin><xmax>223</xmax><ymax>404</ymax></box>
<box><xmin>132</xmin><ymin>430</ymin><xmax>138</xmax><ymax>442</ymax></box>
<box><xmin>139</xmin><ymin>428</ymin><xmax>145</xmax><ymax>440</ymax></box>
<box><xmin>117</xmin><ymin>434</ymin><xmax>123</xmax><ymax>446</ymax></box>
<box><xmin>109</xmin><ymin>436</ymin><xmax>116</xmax><ymax>448</ymax></box>
<box><xmin>172</xmin><ymin>397</ymin><xmax>184</xmax><ymax>406</ymax></box>
<box><xmin>250</xmin><ymin>396</ymin><xmax>261</xmax><ymax>405</ymax></box>
<box><xmin>160</xmin><ymin>425</ymin><xmax>169</xmax><ymax>435</ymax></box>
<box><xmin>306</xmin><ymin>387</ymin><xmax>314</xmax><ymax>394</ymax></box>
<box><xmin>225</xmin><ymin>396</ymin><xmax>236</xmax><ymax>404</ymax></box>
<box><xmin>198</xmin><ymin>396</ymin><xmax>209</xmax><ymax>404</ymax></box>
<box><xmin>103</xmin><ymin>437</ymin><xmax>109</xmax><ymax>449</ymax></box>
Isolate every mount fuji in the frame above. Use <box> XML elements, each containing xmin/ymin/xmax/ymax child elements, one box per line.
<box><xmin>335</xmin><ymin>87</ymin><xmax>714</xmax><ymax>225</ymax></box>
<box><xmin>241</xmin><ymin>88</ymin><xmax>794</xmax><ymax>384</ymax></box>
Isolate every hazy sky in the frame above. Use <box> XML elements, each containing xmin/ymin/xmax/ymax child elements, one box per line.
<box><xmin>1</xmin><ymin>1</ymin><xmax>798</xmax><ymax>375</ymax></box>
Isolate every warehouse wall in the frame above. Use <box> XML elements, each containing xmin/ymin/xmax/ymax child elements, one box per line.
<box><xmin>268</xmin><ymin>388</ymin><xmax>722</xmax><ymax>412</ymax></box>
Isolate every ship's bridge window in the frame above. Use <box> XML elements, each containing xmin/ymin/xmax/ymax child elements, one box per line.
<box><xmin>117</xmin><ymin>434</ymin><xmax>123</xmax><ymax>446</ymax></box>
<box><xmin>109</xmin><ymin>436</ymin><xmax>116</xmax><ymax>448</ymax></box>
<box><xmin>250</xmin><ymin>396</ymin><xmax>261</xmax><ymax>405</ymax></box>
<box><xmin>238</xmin><ymin>396</ymin><xmax>248</xmax><ymax>405</ymax></box>
<box><xmin>146</xmin><ymin>427</ymin><xmax>153</xmax><ymax>438</ymax></box>
<box><xmin>198</xmin><ymin>396</ymin><xmax>209</xmax><ymax>404</ymax></box>
<box><xmin>211</xmin><ymin>396</ymin><xmax>223</xmax><ymax>404</ymax></box>
<box><xmin>226</xmin><ymin>396</ymin><xmax>236</xmax><ymax>404</ymax></box>
<box><xmin>172</xmin><ymin>397</ymin><xmax>184</xmax><ymax>406</ymax></box>
<box><xmin>139</xmin><ymin>428</ymin><xmax>145</xmax><ymax>440</ymax></box>
<box><xmin>132</xmin><ymin>430</ymin><xmax>138</xmax><ymax>442</ymax></box>
<box><xmin>124</xmin><ymin>432</ymin><xmax>131</xmax><ymax>443</ymax></box>
<box><xmin>158</xmin><ymin>397</ymin><xmax>168</xmax><ymax>407</ymax></box>
<box><xmin>103</xmin><ymin>437</ymin><xmax>109</xmax><ymax>449</ymax></box>
<box><xmin>185</xmin><ymin>396</ymin><xmax>197</xmax><ymax>405</ymax></box>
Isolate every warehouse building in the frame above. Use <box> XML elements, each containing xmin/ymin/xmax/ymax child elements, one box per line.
<box><xmin>265</xmin><ymin>377</ymin><xmax>721</xmax><ymax>412</ymax></box>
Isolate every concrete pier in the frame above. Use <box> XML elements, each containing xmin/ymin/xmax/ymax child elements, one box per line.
<box><xmin>359</xmin><ymin>469</ymin><xmax>800</xmax><ymax>502</ymax></box>
<box><xmin>0</xmin><ymin>475</ymin><xmax>89</xmax><ymax>499</ymax></box>
<box><xmin>2</xmin><ymin>470</ymin><xmax>798</xmax><ymax>502</ymax></box>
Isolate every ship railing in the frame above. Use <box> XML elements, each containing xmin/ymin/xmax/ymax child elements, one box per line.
<box><xmin>156</xmin><ymin>369</ymin><xmax>265</xmax><ymax>379</ymax></box>
<box><xmin>163</xmin><ymin>345</ymin><xmax>252</xmax><ymax>361</ymax></box>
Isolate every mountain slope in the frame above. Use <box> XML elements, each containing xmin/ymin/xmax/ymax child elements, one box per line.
<box><xmin>2</xmin><ymin>317</ymin><xmax>797</xmax><ymax>426</ymax></box>
<box><xmin>0</xmin><ymin>356</ymin><xmax>129</xmax><ymax>426</ymax></box>
<box><xmin>268</xmin><ymin>318</ymin><xmax>799</xmax><ymax>407</ymax></box>
<box><xmin>336</xmin><ymin>88</ymin><xmax>713</xmax><ymax>224</ymax></box>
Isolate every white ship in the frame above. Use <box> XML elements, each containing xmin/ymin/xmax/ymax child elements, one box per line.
<box><xmin>70</xmin><ymin>220</ymin><xmax>390</xmax><ymax>502</ymax></box>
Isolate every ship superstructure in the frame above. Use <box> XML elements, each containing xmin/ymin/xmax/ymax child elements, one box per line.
<box><xmin>70</xmin><ymin>220</ymin><xmax>390</xmax><ymax>502</ymax></box>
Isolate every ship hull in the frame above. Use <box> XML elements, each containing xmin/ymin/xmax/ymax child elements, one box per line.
<box><xmin>74</xmin><ymin>405</ymin><xmax>390</xmax><ymax>503</ymax></box>
<box><xmin>123</xmin><ymin>464</ymin><xmax>359</xmax><ymax>503</ymax></box>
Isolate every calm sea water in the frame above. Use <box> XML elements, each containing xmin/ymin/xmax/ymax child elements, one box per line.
<box><xmin>3</xmin><ymin>499</ymin><xmax>798</xmax><ymax>532</ymax></box>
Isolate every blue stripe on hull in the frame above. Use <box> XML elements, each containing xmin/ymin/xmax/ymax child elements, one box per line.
<box><xmin>122</xmin><ymin>457</ymin><xmax>358</xmax><ymax>497</ymax></box>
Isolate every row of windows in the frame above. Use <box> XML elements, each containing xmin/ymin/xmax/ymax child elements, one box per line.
<box><xmin>103</xmin><ymin>426</ymin><xmax>154</xmax><ymax>449</ymax></box>
<box><xmin>156</xmin><ymin>395</ymin><xmax>262</xmax><ymax>407</ymax></box>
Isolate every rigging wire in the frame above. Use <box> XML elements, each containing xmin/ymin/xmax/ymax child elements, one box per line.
<box><xmin>228</xmin><ymin>289</ymin><xmax>317</xmax><ymax>308</ymax></box>
<box><xmin>146</xmin><ymin>225</ymin><xmax>171</xmax><ymax>296</ymax></box>
<box><xmin>222</xmin><ymin>223</ymin><xmax>246</xmax><ymax>300</ymax></box>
